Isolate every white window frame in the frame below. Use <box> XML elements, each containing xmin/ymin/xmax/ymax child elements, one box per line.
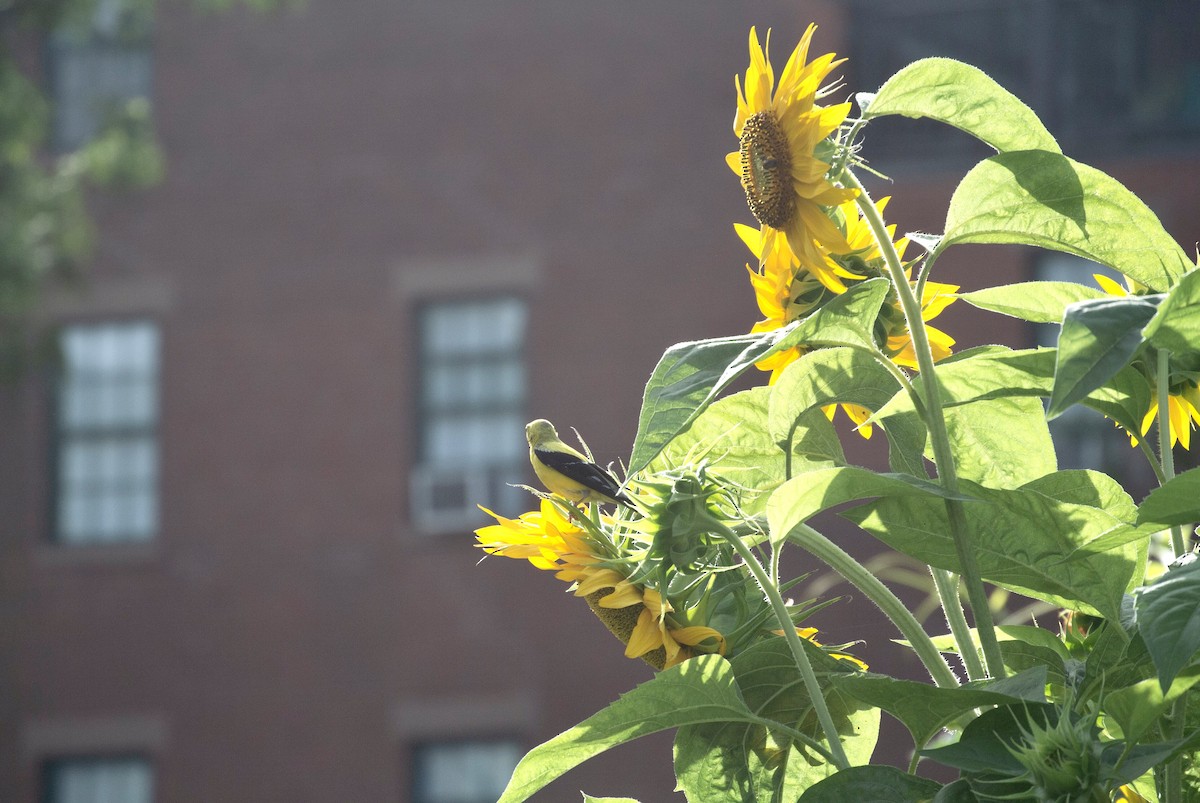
<box><xmin>410</xmin><ymin>296</ymin><xmax>528</xmax><ymax>532</ymax></box>
<box><xmin>52</xmin><ymin>319</ymin><xmax>160</xmax><ymax>545</ymax></box>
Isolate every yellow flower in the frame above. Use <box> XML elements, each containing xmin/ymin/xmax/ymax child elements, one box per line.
<box><xmin>573</xmin><ymin>566</ymin><xmax>643</xmax><ymax>609</ymax></box>
<box><xmin>836</xmin><ymin>195</ymin><xmax>909</xmax><ymax>267</ymax></box>
<box><xmin>626</xmin><ymin>589</ymin><xmax>726</xmax><ymax>669</ymax></box>
<box><xmin>1095</xmin><ymin>271</ymin><xmax>1200</xmax><ymax>450</ymax></box>
<box><xmin>885</xmin><ymin>280</ymin><xmax>958</xmax><ymax>370</ymax></box>
<box><xmin>739</xmin><ymin>222</ymin><xmax>818</xmax><ymax>383</ymax></box>
<box><xmin>823</xmin><ymin>402</ymin><xmax>874</xmax><ymax>440</ymax></box>
<box><xmin>475</xmin><ymin>499</ymin><xmax>607</xmax><ymax>585</ymax></box>
<box><xmin>737</xmin><ymin>224</ymin><xmax>877</xmax><ymax>439</ymax></box>
<box><xmin>1113</xmin><ymin>784</ymin><xmax>1150</xmax><ymax>802</ymax></box>
<box><xmin>775</xmin><ymin>626</ymin><xmax>868</xmax><ymax>670</ymax></box>
<box><xmin>1140</xmin><ymin>384</ymin><xmax>1200</xmax><ymax>450</ymax></box>
<box><xmin>728</xmin><ymin>25</ymin><xmax>857</xmax><ymax>268</ymax></box>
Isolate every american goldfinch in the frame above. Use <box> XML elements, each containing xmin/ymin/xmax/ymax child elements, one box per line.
<box><xmin>525</xmin><ymin>419</ymin><xmax>633</xmax><ymax>507</ymax></box>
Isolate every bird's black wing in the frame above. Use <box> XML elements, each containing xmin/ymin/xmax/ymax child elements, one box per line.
<box><xmin>533</xmin><ymin>448</ymin><xmax>632</xmax><ymax>505</ymax></box>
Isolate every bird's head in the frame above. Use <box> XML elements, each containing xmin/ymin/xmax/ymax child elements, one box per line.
<box><xmin>525</xmin><ymin>418</ymin><xmax>558</xmax><ymax>446</ymax></box>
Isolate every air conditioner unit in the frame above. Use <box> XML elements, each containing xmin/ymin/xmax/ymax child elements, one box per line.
<box><xmin>410</xmin><ymin>464</ymin><xmax>491</xmax><ymax>533</ymax></box>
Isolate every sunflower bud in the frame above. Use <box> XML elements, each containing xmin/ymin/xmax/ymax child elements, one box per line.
<box><xmin>1001</xmin><ymin>707</ymin><xmax>1109</xmax><ymax>802</ymax></box>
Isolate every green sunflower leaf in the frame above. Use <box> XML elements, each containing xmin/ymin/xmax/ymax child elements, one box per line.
<box><xmin>650</xmin><ymin>387</ymin><xmax>842</xmax><ymax>516</ymax></box>
<box><xmin>1133</xmin><ymin>558</ymin><xmax>1200</xmax><ymax>692</ymax></box>
<box><xmin>939</xmin><ymin>150</ymin><xmax>1192</xmax><ymax>292</ymax></box>
<box><xmin>1137</xmin><ymin>466</ymin><xmax>1200</xmax><ymax>527</ymax></box>
<box><xmin>863</xmin><ymin>58</ymin><xmax>1060</xmax><ymax>154</ymax></box>
<box><xmin>1143</xmin><ymin>265</ymin><xmax>1200</xmax><ymax>356</ymax></box>
<box><xmin>630</xmin><ymin>279</ymin><xmax>896</xmax><ymax>476</ymax></box>
<box><xmin>832</xmin><ymin>666</ymin><xmax>1048</xmax><ymax>752</ymax></box>
<box><xmin>497</xmin><ymin>655</ymin><xmax>755</xmax><ymax>802</ymax></box>
<box><xmin>874</xmin><ymin>346</ymin><xmax>1151</xmax><ymax>435</ymax></box>
<box><xmin>943</xmin><ymin>396</ymin><xmax>1055</xmax><ymax>489</ymax></box>
<box><xmin>795</xmin><ymin>766</ymin><xmax>942</xmax><ymax>802</ymax></box>
<box><xmin>921</xmin><ymin>704</ymin><xmax>1055</xmax><ymax>780</ymax></box>
<box><xmin>844</xmin><ymin>479</ymin><xmax>1142</xmax><ymax>622</ymax></box>
<box><xmin>1047</xmin><ymin>296</ymin><xmax>1161</xmax><ymax>419</ymax></box>
<box><xmin>581</xmin><ymin>796</ymin><xmax>640</xmax><ymax>803</ymax></box>
<box><xmin>778</xmin><ymin>277</ymin><xmax>891</xmax><ymax>352</ymax></box>
<box><xmin>765</xmin><ymin>467</ymin><xmax>966</xmax><ymax>549</ymax></box>
<box><xmin>927</xmin><ymin>625</ymin><xmax>1071</xmax><ymax>681</ymax></box>
<box><xmin>958</xmin><ymin>280</ymin><xmax>1107</xmax><ymax>323</ymax></box>
<box><xmin>769</xmin><ymin>347</ymin><xmax>927</xmax><ymax>477</ymax></box>
<box><xmin>1103</xmin><ymin>665</ymin><xmax>1200</xmax><ymax>743</ymax></box>
<box><xmin>629</xmin><ymin>330</ymin><xmax>783</xmax><ymax>475</ymax></box>
<box><xmin>674</xmin><ymin>639</ymin><xmax>878</xmax><ymax>803</ymax></box>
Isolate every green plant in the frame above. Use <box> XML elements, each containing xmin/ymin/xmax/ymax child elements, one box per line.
<box><xmin>478</xmin><ymin>24</ymin><xmax>1200</xmax><ymax>803</ymax></box>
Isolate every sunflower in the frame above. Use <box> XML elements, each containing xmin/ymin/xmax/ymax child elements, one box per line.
<box><xmin>1140</xmin><ymin>383</ymin><xmax>1200</xmax><ymax>450</ymax></box>
<box><xmin>728</xmin><ymin>25</ymin><xmax>857</xmax><ymax>267</ymax></box>
<box><xmin>885</xmin><ymin>279</ymin><xmax>958</xmax><ymax>370</ymax></box>
<box><xmin>475</xmin><ymin>499</ymin><xmax>599</xmax><ymax>579</ymax></box>
<box><xmin>477</xmin><ymin>502</ymin><xmax>726</xmax><ymax>669</ymax></box>
<box><xmin>1092</xmin><ymin>273</ymin><xmax>1200</xmax><ymax>449</ymax></box>
<box><xmin>775</xmin><ymin>626</ymin><xmax>868</xmax><ymax>671</ymax></box>
<box><xmin>625</xmin><ymin>588</ymin><xmax>726</xmax><ymax>669</ymax></box>
<box><xmin>739</xmin><ymin>222</ymin><xmax>819</xmax><ymax>384</ymax></box>
<box><xmin>737</xmin><ymin>223</ymin><xmax>876</xmax><ymax>437</ymax></box>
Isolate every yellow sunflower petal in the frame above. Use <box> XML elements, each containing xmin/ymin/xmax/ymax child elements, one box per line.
<box><xmin>1094</xmin><ymin>273</ymin><xmax>1129</xmax><ymax>297</ymax></box>
<box><xmin>725</xmin><ymin>150</ymin><xmax>742</xmax><ymax>176</ymax></box>
<box><xmin>624</xmin><ymin>608</ymin><xmax>663</xmax><ymax>659</ymax></box>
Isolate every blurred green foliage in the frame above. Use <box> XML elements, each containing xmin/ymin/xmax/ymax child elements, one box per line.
<box><xmin>0</xmin><ymin>0</ymin><xmax>292</xmax><ymax>378</ymax></box>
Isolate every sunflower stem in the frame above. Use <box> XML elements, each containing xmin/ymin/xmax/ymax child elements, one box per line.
<box><xmin>715</xmin><ymin>521</ymin><xmax>851</xmax><ymax>769</ymax></box>
<box><xmin>785</xmin><ymin>522</ymin><xmax>959</xmax><ymax>688</ymax></box>
<box><xmin>1156</xmin><ymin>349</ymin><xmax>1187</xmax><ymax>558</ymax></box>
<box><xmin>867</xmin><ymin>344</ymin><xmax>929</xmax><ymax>421</ymax></box>
<box><xmin>844</xmin><ymin>168</ymin><xmax>1005</xmax><ymax>680</ymax></box>
<box><xmin>931</xmin><ymin>566</ymin><xmax>986</xmax><ymax>681</ymax></box>
<box><xmin>1155</xmin><ymin>348</ymin><xmax>1187</xmax><ymax>803</ymax></box>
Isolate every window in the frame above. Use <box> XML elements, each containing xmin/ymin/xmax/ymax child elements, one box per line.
<box><xmin>411</xmin><ymin>740</ymin><xmax>520</xmax><ymax>803</ymax></box>
<box><xmin>42</xmin><ymin>757</ymin><xmax>153</xmax><ymax>803</ymax></box>
<box><xmin>53</xmin><ymin>320</ymin><xmax>160</xmax><ymax>544</ymax></box>
<box><xmin>46</xmin><ymin>0</ymin><xmax>153</xmax><ymax>152</ymax></box>
<box><xmin>848</xmin><ymin>0</ymin><xmax>1200</xmax><ymax>163</ymax></box>
<box><xmin>1033</xmin><ymin>254</ymin><xmax>1155</xmax><ymax>490</ymax></box>
<box><xmin>411</xmin><ymin>297</ymin><xmax>528</xmax><ymax>531</ymax></box>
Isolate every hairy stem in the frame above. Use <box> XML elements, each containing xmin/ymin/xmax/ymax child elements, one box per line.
<box><xmin>845</xmin><ymin>169</ymin><xmax>1005</xmax><ymax>679</ymax></box>
<box><xmin>932</xmin><ymin>567</ymin><xmax>987</xmax><ymax>680</ymax></box>
<box><xmin>716</xmin><ymin>521</ymin><xmax>850</xmax><ymax>769</ymax></box>
<box><xmin>1156</xmin><ymin>348</ymin><xmax>1186</xmax><ymax>803</ymax></box>
<box><xmin>786</xmin><ymin>522</ymin><xmax>960</xmax><ymax>688</ymax></box>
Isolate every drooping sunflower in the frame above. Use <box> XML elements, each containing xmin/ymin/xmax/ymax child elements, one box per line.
<box><xmin>728</xmin><ymin>25</ymin><xmax>857</xmax><ymax>268</ymax></box>
<box><xmin>737</xmin><ymin>222</ymin><xmax>875</xmax><ymax>437</ymax></box>
<box><xmin>884</xmin><ymin>279</ymin><xmax>959</xmax><ymax>370</ymax></box>
<box><xmin>1092</xmin><ymin>272</ymin><xmax>1200</xmax><ymax>450</ymax></box>
<box><xmin>476</xmin><ymin>501</ymin><xmax>727</xmax><ymax>670</ymax></box>
<box><xmin>625</xmin><ymin>588</ymin><xmax>726</xmax><ymax>670</ymax></box>
<box><xmin>1140</xmin><ymin>381</ymin><xmax>1200</xmax><ymax>450</ymax></box>
<box><xmin>738</xmin><ymin>222</ymin><xmax>820</xmax><ymax>383</ymax></box>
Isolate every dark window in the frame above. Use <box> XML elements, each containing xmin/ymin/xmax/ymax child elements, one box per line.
<box><xmin>45</xmin><ymin>0</ymin><xmax>153</xmax><ymax>152</ymax></box>
<box><xmin>411</xmin><ymin>740</ymin><xmax>520</xmax><ymax>803</ymax></box>
<box><xmin>411</xmin><ymin>297</ymin><xmax>528</xmax><ymax>530</ymax></box>
<box><xmin>848</xmin><ymin>0</ymin><xmax>1200</xmax><ymax>165</ymax></box>
<box><xmin>42</xmin><ymin>756</ymin><xmax>153</xmax><ymax>803</ymax></box>
<box><xmin>53</xmin><ymin>320</ymin><xmax>160</xmax><ymax>544</ymax></box>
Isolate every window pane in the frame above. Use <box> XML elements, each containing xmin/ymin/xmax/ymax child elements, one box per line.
<box><xmin>45</xmin><ymin>757</ymin><xmax>153</xmax><ymax>803</ymax></box>
<box><xmin>55</xmin><ymin>322</ymin><xmax>159</xmax><ymax>544</ymax></box>
<box><xmin>415</xmin><ymin>297</ymin><xmax>527</xmax><ymax>523</ymax></box>
<box><xmin>413</xmin><ymin>741</ymin><xmax>521</xmax><ymax>803</ymax></box>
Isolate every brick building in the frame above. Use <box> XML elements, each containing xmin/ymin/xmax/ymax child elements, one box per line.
<box><xmin>2</xmin><ymin>1</ymin><xmax>1198</xmax><ymax>800</ymax></box>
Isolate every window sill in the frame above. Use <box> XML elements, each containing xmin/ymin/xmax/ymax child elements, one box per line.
<box><xmin>33</xmin><ymin>539</ymin><xmax>160</xmax><ymax>568</ymax></box>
